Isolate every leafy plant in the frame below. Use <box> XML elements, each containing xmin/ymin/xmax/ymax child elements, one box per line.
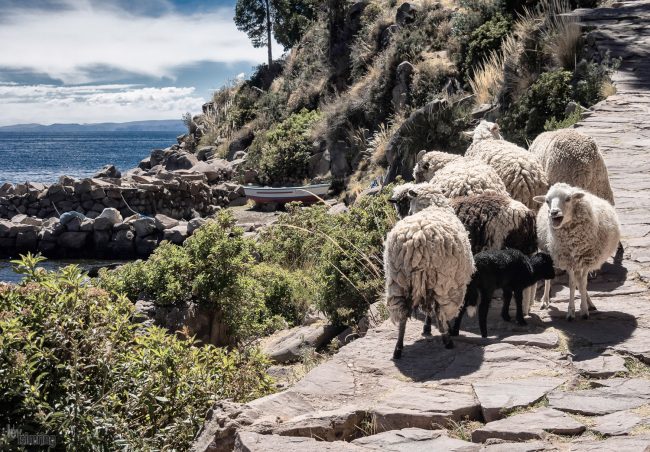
<box><xmin>0</xmin><ymin>257</ymin><xmax>273</xmax><ymax>450</ymax></box>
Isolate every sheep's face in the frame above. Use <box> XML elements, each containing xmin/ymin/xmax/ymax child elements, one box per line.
<box><xmin>408</xmin><ymin>187</ymin><xmax>449</xmax><ymax>215</ymax></box>
<box><xmin>413</xmin><ymin>160</ymin><xmax>430</xmax><ymax>183</ymax></box>
<box><xmin>534</xmin><ymin>184</ymin><xmax>585</xmax><ymax>230</ymax></box>
<box><xmin>472</xmin><ymin>120</ymin><xmax>503</xmax><ymax>142</ymax></box>
<box><xmin>531</xmin><ymin>252</ymin><xmax>556</xmax><ymax>280</ymax></box>
<box><xmin>389</xmin><ymin>184</ymin><xmax>413</xmax><ymax>219</ymax></box>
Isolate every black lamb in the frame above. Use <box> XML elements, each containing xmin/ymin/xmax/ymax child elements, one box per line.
<box><xmin>451</xmin><ymin>249</ymin><xmax>555</xmax><ymax>338</ymax></box>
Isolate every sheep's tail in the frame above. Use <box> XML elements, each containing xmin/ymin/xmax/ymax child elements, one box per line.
<box><xmin>466</xmin><ymin>305</ymin><xmax>477</xmax><ymax>318</ymax></box>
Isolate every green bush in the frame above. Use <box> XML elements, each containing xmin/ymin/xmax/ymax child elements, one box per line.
<box><xmin>0</xmin><ymin>255</ymin><xmax>273</xmax><ymax>450</ymax></box>
<box><xmin>260</xmin><ymin>192</ymin><xmax>396</xmax><ymax>327</ymax></box>
<box><xmin>463</xmin><ymin>14</ymin><xmax>511</xmax><ymax>77</ymax></box>
<box><xmin>247</xmin><ymin>109</ymin><xmax>322</xmax><ymax>184</ymax></box>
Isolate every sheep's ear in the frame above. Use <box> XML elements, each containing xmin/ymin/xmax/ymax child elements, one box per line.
<box><xmin>388</xmin><ymin>198</ymin><xmax>398</xmax><ymax>204</ymax></box>
<box><xmin>533</xmin><ymin>195</ymin><xmax>546</xmax><ymax>204</ymax></box>
<box><xmin>416</xmin><ymin>150</ymin><xmax>426</xmax><ymax>162</ymax></box>
<box><xmin>572</xmin><ymin>192</ymin><xmax>586</xmax><ymax>200</ymax></box>
<box><xmin>490</xmin><ymin>122</ymin><xmax>500</xmax><ymax>132</ymax></box>
<box><xmin>407</xmin><ymin>189</ymin><xmax>418</xmax><ymax>199</ymax></box>
<box><xmin>462</xmin><ymin>130</ymin><xmax>474</xmax><ymax>138</ymax></box>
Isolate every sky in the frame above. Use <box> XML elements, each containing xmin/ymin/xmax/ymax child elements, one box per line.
<box><xmin>0</xmin><ymin>0</ymin><xmax>283</xmax><ymax>126</ymax></box>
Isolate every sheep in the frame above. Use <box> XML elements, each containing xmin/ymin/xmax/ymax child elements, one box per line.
<box><xmin>534</xmin><ymin>183</ymin><xmax>621</xmax><ymax>320</ymax></box>
<box><xmin>465</xmin><ymin>121</ymin><xmax>549</xmax><ymax>210</ymax></box>
<box><xmin>528</xmin><ymin>128</ymin><xmax>615</xmax><ymax>205</ymax></box>
<box><xmin>451</xmin><ymin>249</ymin><xmax>555</xmax><ymax>338</ymax></box>
<box><xmin>429</xmin><ymin>157</ymin><xmax>508</xmax><ymax>199</ymax></box>
<box><xmin>408</xmin><ymin>187</ymin><xmax>540</xmax><ymax>314</ymax></box>
<box><xmin>384</xmin><ymin>201</ymin><xmax>475</xmax><ymax>358</ymax></box>
<box><xmin>413</xmin><ymin>150</ymin><xmax>461</xmax><ymax>183</ymax></box>
<box><xmin>388</xmin><ymin>182</ymin><xmax>415</xmax><ymax>218</ymax></box>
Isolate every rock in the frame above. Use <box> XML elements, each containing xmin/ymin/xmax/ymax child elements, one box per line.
<box><xmin>0</xmin><ymin>182</ymin><xmax>15</xmax><ymax>196</ymax></box>
<box><xmin>261</xmin><ymin>321</ymin><xmax>343</xmax><ymax>363</ymax></box>
<box><xmin>380</xmin><ymin>24</ymin><xmax>400</xmax><ymax>49</ymax></box>
<box><xmin>135</xmin><ymin>235</ymin><xmax>159</xmax><ymax>256</ymax></box>
<box><xmin>480</xmin><ymin>441</ymin><xmax>551</xmax><ymax>451</ymax></box>
<box><xmin>471</xmin><ymin>103</ymin><xmax>497</xmax><ymax>119</ymax></box>
<box><xmin>392</xmin><ymin>61</ymin><xmax>415</xmax><ymax>112</ymax></box>
<box><xmin>327</xmin><ymin>203</ymin><xmax>348</xmax><ymax>215</ymax></box>
<box><xmin>15</xmin><ymin>229</ymin><xmax>38</xmax><ymax>250</ymax></box>
<box><xmin>154</xmin><ymin>214</ymin><xmax>179</xmax><ymax>230</ymax></box>
<box><xmin>165</xmin><ymin>151</ymin><xmax>199</xmax><ymax>171</ymax></box>
<box><xmin>395</xmin><ymin>2</ymin><xmax>420</xmax><ymax>25</ymax></box>
<box><xmin>372</xmin><ymin>385</ymin><xmax>480</xmax><ymax>432</ymax></box>
<box><xmin>131</xmin><ymin>217</ymin><xmax>157</xmax><ymax>237</ymax></box>
<box><xmin>57</xmin><ymin>231</ymin><xmax>88</xmax><ymax>250</ymax></box>
<box><xmin>233</xmin><ymin>432</ymin><xmax>364</xmax><ymax>452</ymax></box>
<box><xmin>192</xmin><ymin>160</ymin><xmax>230</xmax><ymax>183</ymax></box>
<box><xmin>352</xmin><ymin>428</ymin><xmax>479</xmax><ymax>451</ymax></box>
<box><xmin>273</xmin><ymin>407</ymin><xmax>367</xmax><ymax>441</ymax></box>
<box><xmin>472</xmin><ymin>377</ymin><xmax>566</xmax><ymax>422</ymax></box>
<box><xmin>163</xmin><ymin>224</ymin><xmax>188</xmax><ymax>244</ymax></box>
<box><xmin>573</xmin><ymin>354</ymin><xmax>628</xmax><ymax>378</ymax></box>
<box><xmin>80</xmin><ymin>219</ymin><xmax>94</xmax><ymax>232</ymax></box>
<box><xmin>94</xmin><ymin>165</ymin><xmax>121</xmax><ymax>179</ymax></box>
<box><xmin>233</xmin><ymin>151</ymin><xmax>247</xmax><ymax>160</ymax></box>
<box><xmin>227</xmin><ymin>127</ymin><xmax>254</xmax><ymax>160</ymax></box>
<box><xmin>309</xmin><ymin>150</ymin><xmax>331</xmax><ymax>177</ymax></box>
<box><xmin>59</xmin><ymin>211</ymin><xmax>86</xmax><ymax>226</ymax></box>
<box><xmin>569</xmin><ymin>434</ymin><xmax>650</xmax><ymax>451</ymax></box>
<box><xmin>547</xmin><ymin>379</ymin><xmax>650</xmax><ymax>415</ymax></box>
<box><xmin>591</xmin><ymin>410</ymin><xmax>644</xmax><ymax>436</ymax></box>
<box><xmin>187</xmin><ymin>218</ymin><xmax>206</xmax><ymax>235</ymax></box>
<box><xmin>138</xmin><ymin>157</ymin><xmax>151</xmax><ymax>171</ymax></box>
<box><xmin>95</xmin><ymin>208</ymin><xmax>122</xmax><ymax>229</ymax></box>
<box><xmin>196</xmin><ymin>146</ymin><xmax>216</xmax><ymax>161</ymax></box>
<box><xmin>65</xmin><ymin>216</ymin><xmax>83</xmax><ymax>232</ymax></box>
<box><xmin>472</xmin><ymin>408</ymin><xmax>585</xmax><ymax>442</ymax></box>
<box><xmin>110</xmin><ymin>229</ymin><xmax>135</xmax><ymax>255</ymax></box>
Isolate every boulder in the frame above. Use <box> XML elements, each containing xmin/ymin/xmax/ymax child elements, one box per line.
<box><xmin>309</xmin><ymin>150</ymin><xmax>331</xmax><ymax>177</ymax></box>
<box><xmin>548</xmin><ymin>379</ymin><xmax>650</xmax><ymax>415</ymax></box>
<box><xmin>110</xmin><ymin>229</ymin><xmax>135</xmax><ymax>255</ymax></box>
<box><xmin>15</xmin><ymin>229</ymin><xmax>38</xmax><ymax>250</ymax></box>
<box><xmin>196</xmin><ymin>146</ymin><xmax>216</xmax><ymax>161</ymax></box>
<box><xmin>261</xmin><ymin>321</ymin><xmax>343</xmax><ymax>363</ymax></box>
<box><xmin>396</xmin><ymin>2</ymin><xmax>420</xmax><ymax>25</ymax></box>
<box><xmin>80</xmin><ymin>219</ymin><xmax>95</xmax><ymax>232</ymax></box>
<box><xmin>131</xmin><ymin>217</ymin><xmax>158</xmax><ymax>237</ymax></box>
<box><xmin>65</xmin><ymin>216</ymin><xmax>83</xmax><ymax>232</ymax></box>
<box><xmin>96</xmin><ymin>208</ymin><xmax>123</xmax><ymax>227</ymax></box>
<box><xmin>94</xmin><ymin>165</ymin><xmax>121</xmax><ymax>179</ymax></box>
<box><xmin>591</xmin><ymin>410</ymin><xmax>644</xmax><ymax>437</ymax></box>
<box><xmin>60</xmin><ymin>211</ymin><xmax>86</xmax><ymax>226</ymax></box>
<box><xmin>165</xmin><ymin>151</ymin><xmax>199</xmax><ymax>171</ymax></box>
<box><xmin>187</xmin><ymin>218</ymin><xmax>206</xmax><ymax>235</ymax></box>
<box><xmin>150</xmin><ymin>149</ymin><xmax>165</xmax><ymax>167</ymax></box>
<box><xmin>192</xmin><ymin>160</ymin><xmax>230</xmax><ymax>183</ymax></box>
<box><xmin>0</xmin><ymin>182</ymin><xmax>15</xmax><ymax>196</ymax></box>
<box><xmin>392</xmin><ymin>61</ymin><xmax>415</xmax><ymax>112</ymax></box>
<box><xmin>573</xmin><ymin>353</ymin><xmax>628</xmax><ymax>378</ymax></box>
<box><xmin>234</xmin><ymin>432</ymin><xmax>364</xmax><ymax>452</ymax></box>
<box><xmin>163</xmin><ymin>224</ymin><xmax>188</xmax><ymax>244</ymax></box>
<box><xmin>135</xmin><ymin>235</ymin><xmax>159</xmax><ymax>256</ymax></box>
<box><xmin>154</xmin><ymin>214</ymin><xmax>179</xmax><ymax>230</ymax></box>
<box><xmin>352</xmin><ymin>428</ymin><xmax>479</xmax><ymax>451</ymax></box>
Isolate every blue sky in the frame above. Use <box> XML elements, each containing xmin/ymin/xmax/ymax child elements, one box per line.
<box><xmin>0</xmin><ymin>0</ymin><xmax>283</xmax><ymax>125</ymax></box>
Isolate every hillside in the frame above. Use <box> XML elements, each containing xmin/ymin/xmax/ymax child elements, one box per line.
<box><xmin>0</xmin><ymin>119</ymin><xmax>185</xmax><ymax>132</ymax></box>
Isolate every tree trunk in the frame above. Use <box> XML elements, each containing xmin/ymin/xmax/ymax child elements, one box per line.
<box><xmin>265</xmin><ymin>0</ymin><xmax>272</xmax><ymax>66</ymax></box>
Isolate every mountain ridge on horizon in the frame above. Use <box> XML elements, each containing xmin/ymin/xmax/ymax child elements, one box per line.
<box><xmin>0</xmin><ymin>119</ymin><xmax>185</xmax><ymax>133</ymax></box>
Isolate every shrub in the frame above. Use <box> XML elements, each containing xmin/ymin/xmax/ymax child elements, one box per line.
<box><xmin>260</xmin><ymin>192</ymin><xmax>397</xmax><ymax>327</ymax></box>
<box><xmin>410</xmin><ymin>57</ymin><xmax>458</xmax><ymax>107</ymax></box>
<box><xmin>247</xmin><ymin>109</ymin><xmax>322</xmax><ymax>185</ymax></box>
<box><xmin>0</xmin><ymin>255</ymin><xmax>273</xmax><ymax>450</ymax></box>
<box><xmin>463</xmin><ymin>14</ymin><xmax>511</xmax><ymax>77</ymax></box>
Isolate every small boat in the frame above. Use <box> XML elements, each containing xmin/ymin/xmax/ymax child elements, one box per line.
<box><xmin>243</xmin><ymin>183</ymin><xmax>330</xmax><ymax>204</ymax></box>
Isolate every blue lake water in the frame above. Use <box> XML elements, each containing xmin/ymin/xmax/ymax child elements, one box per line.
<box><xmin>0</xmin><ymin>131</ymin><xmax>181</xmax><ymax>184</ymax></box>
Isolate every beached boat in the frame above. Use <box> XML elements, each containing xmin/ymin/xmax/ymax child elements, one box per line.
<box><xmin>243</xmin><ymin>183</ymin><xmax>330</xmax><ymax>204</ymax></box>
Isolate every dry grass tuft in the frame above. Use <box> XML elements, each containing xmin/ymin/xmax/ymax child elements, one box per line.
<box><xmin>600</xmin><ymin>80</ymin><xmax>617</xmax><ymax>98</ymax></box>
<box><xmin>470</xmin><ymin>52</ymin><xmax>505</xmax><ymax>104</ymax></box>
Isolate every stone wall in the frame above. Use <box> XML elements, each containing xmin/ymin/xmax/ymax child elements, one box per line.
<box><xmin>0</xmin><ymin>173</ymin><xmax>232</xmax><ymax>221</ymax></box>
<box><xmin>0</xmin><ymin>208</ymin><xmax>207</xmax><ymax>259</ymax></box>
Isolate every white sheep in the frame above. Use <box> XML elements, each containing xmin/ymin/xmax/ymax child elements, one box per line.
<box><xmin>534</xmin><ymin>183</ymin><xmax>621</xmax><ymax>320</ymax></box>
<box><xmin>466</xmin><ymin>121</ymin><xmax>549</xmax><ymax>210</ymax></box>
<box><xmin>413</xmin><ymin>150</ymin><xmax>461</xmax><ymax>183</ymax></box>
<box><xmin>388</xmin><ymin>182</ymin><xmax>415</xmax><ymax>218</ymax></box>
<box><xmin>529</xmin><ymin>128</ymin><xmax>615</xmax><ymax>205</ymax></box>
<box><xmin>429</xmin><ymin>157</ymin><xmax>508</xmax><ymax>199</ymax></box>
<box><xmin>384</xmin><ymin>201</ymin><xmax>475</xmax><ymax>358</ymax></box>
<box><xmin>408</xmin><ymin>186</ymin><xmax>540</xmax><ymax>315</ymax></box>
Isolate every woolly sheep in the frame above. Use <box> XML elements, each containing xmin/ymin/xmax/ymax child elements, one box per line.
<box><xmin>413</xmin><ymin>150</ymin><xmax>461</xmax><ymax>183</ymax></box>
<box><xmin>466</xmin><ymin>121</ymin><xmax>549</xmax><ymax>210</ymax></box>
<box><xmin>388</xmin><ymin>182</ymin><xmax>415</xmax><ymax>218</ymax></box>
<box><xmin>529</xmin><ymin>128</ymin><xmax>615</xmax><ymax>205</ymax></box>
<box><xmin>452</xmin><ymin>249</ymin><xmax>555</xmax><ymax>338</ymax></box>
<box><xmin>384</xmin><ymin>202</ymin><xmax>475</xmax><ymax>358</ymax></box>
<box><xmin>407</xmin><ymin>186</ymin><xmax>537</xmax><ymax>252</ymax></box>
<box><xmin>534</xmin><ymin>183</ymin><xmax>621</xmax><ymax>320</ymax></box>
<box><xmin>429</xmin><ymin>157</ymin><xmax>508</xmax><ymax>199</ymax></box>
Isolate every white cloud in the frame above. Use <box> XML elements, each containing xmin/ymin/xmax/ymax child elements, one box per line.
<box><xmin>0</xmin><ymin>83</ymin><xmax>205</xmax><ymax>125</ymax></box>
<box><xmin>0</xmin><ymin>0</ymin><xmax>281</xmax><ymax>84</ymax></box>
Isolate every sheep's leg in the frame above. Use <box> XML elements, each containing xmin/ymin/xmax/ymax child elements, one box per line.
<box><xmin>514</xmin><ymin>289</ymin><xmax>527</xmax><ymax>326</ymax></box>
<box><xmin>450</xmin><ymin>304</ymin><xmax>465</xmax><ymax>337</ymax></box>
<box><xmin>541</xmin><ymin>279</ymin><xmax>551</xmax><ymax>310</ymax></box>
<box><xmin>393</xmin><ymin>317</ymin><xmax>408</xmax><ymax>359</ymax></box>
<box><xmin>479</xmin><ymin>289</ymin><xmax>492</xmax><ymax>338</ymax></box>
<box><xmin>575</xmin><ymin>280</ymin><xmax>597</xmax><ymax>311</ymax></box>
<box><xmin>423</xmin><ymin>313</ymin><xmax>432</xmax><ymax>336</ymax></box>
<box><xmin>523</xmin><ymin>285</ymin><xmax>533</xmax><ymax>316</ymax></box>
<box><xmin>434</xmin><ymin>303</ymin><xmax>453</xmax><ymax>349</ymax></box>
<box><xmin>578</xmin><ymin>269</ymin><xmax>590</xmax><ymax>320</ymax></box>
<box><xmin>501</xmin><ymin>288</ymin><xmax>512</xmax><ymax>322</ymax></box>
<box><xmin>567</xmin><ymin>269</ymin><xmax>576</xmax><ymax>321</ymax></box>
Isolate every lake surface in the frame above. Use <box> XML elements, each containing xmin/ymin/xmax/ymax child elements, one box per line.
<box><xmin>0</xmin><ymin>259</ymin><xmax>128</xmax><ymax>284</ymax></box>
<box><xmin>0</xmin><ymin>131</ymin><xmax>181</xmax><ymax>184</ymax></box>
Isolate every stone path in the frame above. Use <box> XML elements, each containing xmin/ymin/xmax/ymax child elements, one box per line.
<box><xmin>193</xmin><ymin>2</ymin><xmax>650</xmax><ymax>451</ymax></box>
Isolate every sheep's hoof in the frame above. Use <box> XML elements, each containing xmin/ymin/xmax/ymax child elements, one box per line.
<box><xmin>566</xmin><ymin>313</ymin><xmax>575</xmax><ymax>322</ymax></box>
<box><xmin>581</xmin><ymin>312</ymin><xmax>589</xmax><ymax>320</ymax></box>
<box><xmin>588</xmin><ymin>305</ymin><xmax>598</xmax><ymax>312</ymax></box>
<box><xmin>541</xmin><ymin>300</ymin><xmax>550</xmax><ymax>310</ymax></box>
<box><xmin>422</xmin><ymin>324</ymin><xmax>432</xmax><ymax>336</ymax></box>
<box><xmin>449</xmin><ymin>328</ymin><xmax>460</xmax><ymax>337</ymax></box>
<box><xmin>393</xmin><ymin>348</ymin><xmax>403</xmax><ymax>359</ymax></box>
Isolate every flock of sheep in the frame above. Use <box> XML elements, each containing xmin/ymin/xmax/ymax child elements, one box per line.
<box><xmin>384</xmin><ymin>121</ymin><xmax>621</xmax><ymax>359</ymax></box>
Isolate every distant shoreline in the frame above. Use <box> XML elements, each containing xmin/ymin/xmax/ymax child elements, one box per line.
<box><xmin>0</xmin><ymin>119</ymin><xmax>185</xmax><ymax>133</ymax></box>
